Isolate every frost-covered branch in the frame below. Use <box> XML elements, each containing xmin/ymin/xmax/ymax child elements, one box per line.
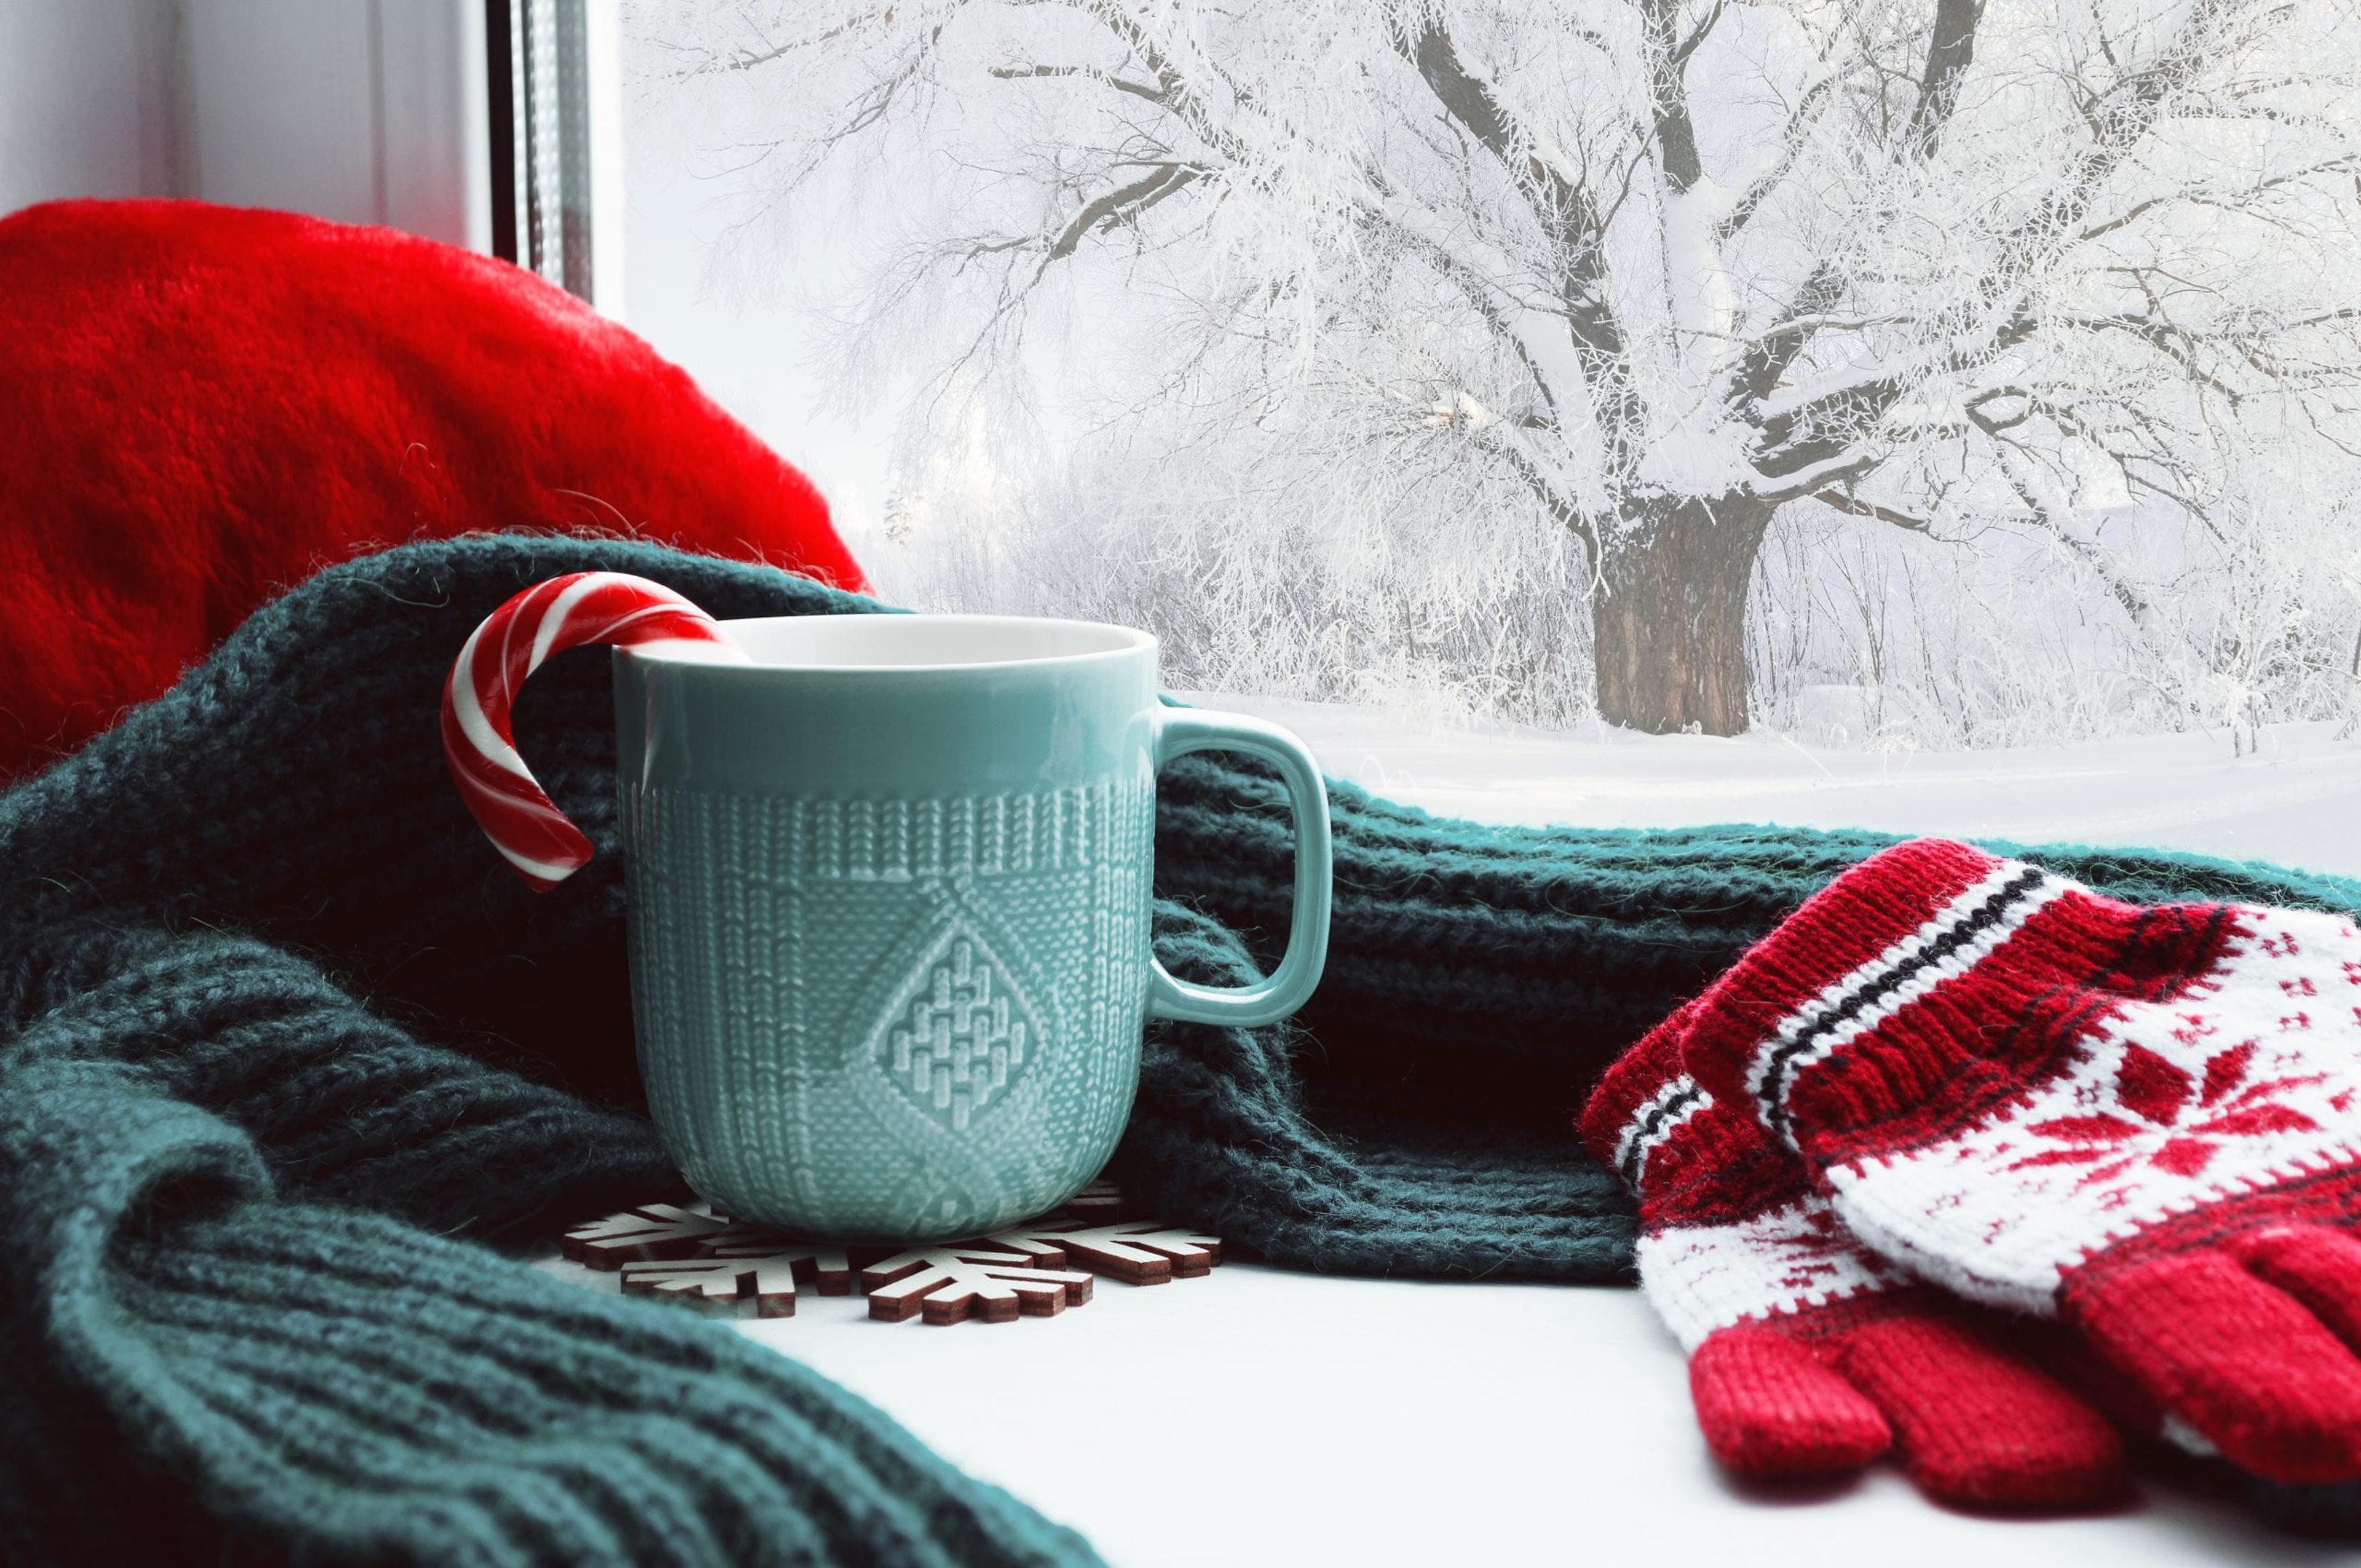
<box><xmin>1043</xmin><ymin>164</ymin><xmax>1203</xmax><ymax>261</ymax></box>
<box><xmin>989</xmin><ymin>63</ymin><xmax>1168</xmax><ymax>105</ymax></box>
<box><xmin>1392</xmin><ymin>17</ymin><xmax>1645</xmax><ymax>470</ymax></box>
<box><xmin>1812</xmin><ymin>486</ymin><xmax>1937</xmax><ymax>534</ymax></box>
<box><xmin>1905</xmin><ymin>0</ymin><xmax>1983</xmax><ymax>157</ymax></box>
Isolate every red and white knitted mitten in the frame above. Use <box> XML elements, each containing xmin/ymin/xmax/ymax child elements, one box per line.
<box><xmin>1581</xmin><ymin>1002</ymin><xmax>2123</xmax><ymax>1507</ymax></box>
<box><xmin>1681</xmin><ymin>837</ymin><xmax>2361</xmax><ymax>1486</ymax></box>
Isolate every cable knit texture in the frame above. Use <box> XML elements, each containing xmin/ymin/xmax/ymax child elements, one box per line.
<box><xmin>8</xmin><ymin>535</ymin><xmax>2361</xmax><ymax>1560</ymax></box>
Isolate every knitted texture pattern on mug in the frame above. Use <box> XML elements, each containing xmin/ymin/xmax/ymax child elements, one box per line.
<box><xmin>1681</xmin><ymin>837</ymin><xmax>2361</xmax><ymax>1487</ymax></box>
<box><xmin>7</xmin><ymin>537</ymin><xmax>2361</xmax><ymax>1561</ymax></box>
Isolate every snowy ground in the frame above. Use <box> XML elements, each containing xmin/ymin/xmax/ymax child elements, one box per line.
<box><xmin>538</xmin><ymin>705</ymin><xmax>2361</xmax><ymax>1568</ymax></box>
<box><xmin>1183</xmin><ymin>695</ymin><xmax>2361</xmax><ymax>879</ymax></box>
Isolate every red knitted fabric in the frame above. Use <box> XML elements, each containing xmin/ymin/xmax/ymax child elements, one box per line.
<box><xmin>1579</xmin><ymin>1005</ymin><xmax>2122</xmax><ymax>1507</ymax></box>
<box><xmin>0</xmin><ymin>199</ymin><xmax>866</xmax><ymax>778</ymax></box>
<box><xmin>1682</xmin><ymin>837</ymin><xmax>2361</xmax><ymax>1485</ymax></box>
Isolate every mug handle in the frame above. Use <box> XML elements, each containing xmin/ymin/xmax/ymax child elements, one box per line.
<box><xmin>1147</xmin><ymin>708</ymin><xmax>1334</xmax><ymax>1029</ymax></box>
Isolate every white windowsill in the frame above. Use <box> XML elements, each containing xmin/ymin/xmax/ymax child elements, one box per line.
<box><xmin>538</xmin><ymin>699</ymin><xmax>2361</xmax><ymax>1567</ymax></box>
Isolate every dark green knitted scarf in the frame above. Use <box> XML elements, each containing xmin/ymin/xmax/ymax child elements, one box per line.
<box><xmin>7</xmin><ymin>536</ymin><xmax>2357</xmax><ymax>1564</ymax></box>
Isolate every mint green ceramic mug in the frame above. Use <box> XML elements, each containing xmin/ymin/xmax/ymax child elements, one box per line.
<box><xmin>607</xmin><ymin>612</ymin><xmax>1332</xmax><ymax>1240</ymax></box>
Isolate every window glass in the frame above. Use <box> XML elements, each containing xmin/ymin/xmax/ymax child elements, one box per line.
<box><xmin>620</xmin><ymin>2</ymin><xmax>2361</xmax><ymax>839</ymax></box>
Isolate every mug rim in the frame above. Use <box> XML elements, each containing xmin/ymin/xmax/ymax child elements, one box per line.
<box><xmin>620</xmin><ymin>611</ymin><xmax>1158</xmax><ymax>675</ymax></box>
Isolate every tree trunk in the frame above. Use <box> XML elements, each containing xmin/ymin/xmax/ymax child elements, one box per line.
<box><xmin>1593</xmin><ymin>495</ymin><xmax>1775</xmax><ymax>736</ymax></box>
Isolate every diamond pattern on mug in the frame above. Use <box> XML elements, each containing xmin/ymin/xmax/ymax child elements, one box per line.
<box><xmin>879</xmin><ymin>919</ymin><xmax>1045</xmax><ymax>1133</ymax></box>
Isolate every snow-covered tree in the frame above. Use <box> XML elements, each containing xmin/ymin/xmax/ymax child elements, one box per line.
<box><xmin>637</xmin><ymin>0</ymin><xmax>2361</xmax><ymax>735</ymax></box>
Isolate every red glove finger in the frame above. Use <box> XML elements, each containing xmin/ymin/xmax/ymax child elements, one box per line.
<box><xmin>2071</xmin><ymin>1244</ymin><xmax>2361</xmax><ymax>1484</ymax></box>
<box><xmin>1832</xmin><ymin>1302</ymin><xmax>2123</xmax><ymax>1508</ymax></box>
<box><xmin>1688</xmin><ymin>1321</ymin><xmax>1889</xmax><ymax>1479</ymax></box>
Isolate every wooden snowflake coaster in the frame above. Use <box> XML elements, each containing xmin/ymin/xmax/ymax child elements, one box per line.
<box><xmin>861</xmin><ymin>1243</ymin><xmax>1097</xmax><ymax>1324</ymax></box>
<box><xmin>1052</xmin><ymin>1178</ymin><xmax>1128</xmax><ymax>1219</ymax></box>
<box><xmin>561</xmin><ymin>1203</ymin><xmax>852</xmax><ymax>1320</ymax></box>
<box><xmin>986</xmin><ymin>1219</ymin><xmax>1220</xmax><ymax>1285</ymax></box>
<box><xmin>560</xmin><ymin>1182</ymin><xmax>1222</xmax><ymax>1326</ymax></box>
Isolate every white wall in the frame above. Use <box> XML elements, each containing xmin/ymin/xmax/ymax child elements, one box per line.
<box><xmin>0</xmin><ymin>0</ymin><xmax>488</xmax><ymax>251</ymax></box>
<box><xmin>380</xmin><ymin>0</ymin><xmax>491</xmax><ymax>251</ymax></box>
<box><xmin>0</xmin><ymin>0</ymin><xmax>173</xmax><ymax>214</ymax></box>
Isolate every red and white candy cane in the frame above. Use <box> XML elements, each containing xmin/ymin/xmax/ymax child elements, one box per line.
<box><xmin>441</xmin><ymin>572</ymin><xmax>747</xmax><ymax>889</ymax></box>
